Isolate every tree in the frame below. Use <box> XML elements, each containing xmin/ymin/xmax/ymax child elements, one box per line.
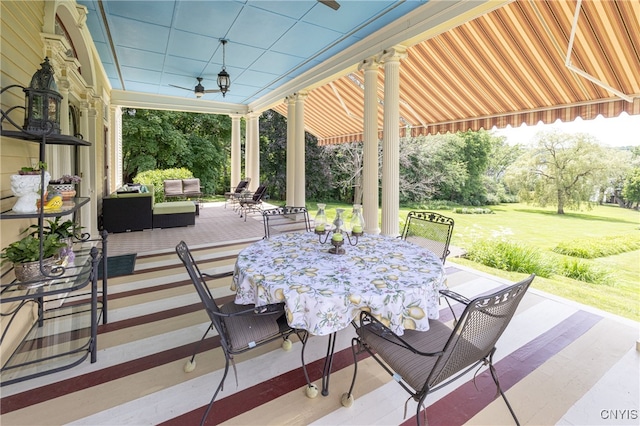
<box><xmin>622</xmin><ymin>167</ymin><xmax>640</xmax><ymax>208</ymax></box>
<box><xmin>399</xmin><ymin>135</ymin><xmax>467</xmax><ymax>204</ymax></box>
<box><xmin>122</xmin><ymin>109</ymin><xmax>229</xmax><ymax>194</ymax></box>
<box><xmin>505</xmin><ymin>130</ymin><xmax>608</xmax><ymax>214</ymax></box>
<box><xmin>456</xmin><ymin>130</ymin><xmax>493</xmax><ymax>205</ymax></box>
<box><xmin>259</xmin><ymin>110</ymin><xmax>332</xmax><ymax>202</ymax></box>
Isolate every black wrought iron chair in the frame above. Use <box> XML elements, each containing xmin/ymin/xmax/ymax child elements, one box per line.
<box><xmin>262</xmin><ymin>206</ymin><xmax>311</xmax><ymax>238</ymax></box>
<box><xmin>224</xmin><ymin>178</ymin><xmax>251</xmax><ymax>209</ymax></box>
<box><xmin>400</xmin><ymin>211</ymin><xmax>455</xmax><ymax>264</ymax></box>
<box><xmin>341</xmin><ymin>274</ymin><xmax>535</xmax><ymax>426</ymax></box>
<box><xmin>238</xmin><ymin>184</ymin><xmax>267</xmax><ymax>221</ymax></box>
<box><xmin>176</xmin><ymin>240</ymin><xmax>298</xmax><ymax>426</ymax></box>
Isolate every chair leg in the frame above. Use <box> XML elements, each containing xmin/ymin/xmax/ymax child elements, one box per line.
<box><xmin>297</xmin><ymin>330</ymin><xmax>318</xmax><ymax>398</ymax></box>
<box><xmin>185</xmin><ymin>323</ymin><xmax>214</xmax><ymax>372</ymax></box>
<box><xmin>489</xmin><ymin>355</ymin><xmax>520</xmax><ymax>426</ymax></box>
<box><xmin>343</xmin><ymin>337</ymin><xmax>360</xmax><ymax>400</ymax></box>
<box><xmin>200</xmin><ymin>357</ymin><xmax>230</xmax><ymax>426</ymax></box>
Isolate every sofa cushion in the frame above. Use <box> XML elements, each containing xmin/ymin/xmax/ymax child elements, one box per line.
<box><xmin>153</xmin><ymin>201</ymin><xmax>196</xmax><ymax>215</ymax></box>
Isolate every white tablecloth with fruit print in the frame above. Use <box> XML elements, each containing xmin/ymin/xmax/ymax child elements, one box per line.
<box><xmin>232</xmin><ymin>232</ymin><xmax>446</xmax><ymax>336</ymax></box>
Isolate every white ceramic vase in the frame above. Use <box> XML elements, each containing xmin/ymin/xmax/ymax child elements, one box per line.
<box><xmin>10</xmin><ymin>171</ymin><xmax>51</xmax><ymax>213</ymax></box>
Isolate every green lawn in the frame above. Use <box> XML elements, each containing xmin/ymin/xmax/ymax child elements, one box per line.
<box><xmin>309</xmin><ymin>202</ymin><xmax>640</xmax><ymax>321</ymax></box>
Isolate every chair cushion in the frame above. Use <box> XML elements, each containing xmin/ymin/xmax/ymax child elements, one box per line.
<box><xmin>220</xmin><ymin>302</ymin><xmax>284</xmax><ymax>352</ymax></box>
<box><xmin>164</xmin><ymin>179</ymin><xmax>183</xmax><ymax>195</ymax></box>
<box><xmin>359</xmin><ymin>319</ymin><xmax>452</xmax><ymax>391</ymax></box>
<box><xmin>182</xmin><ymin>178</ymin><xmax>201</xmax><ymax>194</ymax></box>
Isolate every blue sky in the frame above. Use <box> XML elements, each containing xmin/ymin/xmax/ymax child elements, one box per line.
<box><xmin>493</xmin><ymin>113</ymin><xmax>640</xmax><ymax>148</ymax></box>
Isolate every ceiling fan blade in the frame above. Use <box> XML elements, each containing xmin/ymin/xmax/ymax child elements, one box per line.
<box><xmin>202</xmin><ymin>89</ymin><xmax>221</xmax><ymax>94</ymax></box>
<box><xmin>318</xmin><ymin>0</ymin><xmax>340</xmax><ymax>10</ymax></box>
<box><xmin>169</xmin><ymin>84</ymin><xmax>193</xmax><ymax>91</ymax></box>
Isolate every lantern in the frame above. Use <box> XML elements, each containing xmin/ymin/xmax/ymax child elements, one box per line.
<box><xmin>23</xmin><ymin>57</ymin><xmax>62</xmax><ymax>135</ymax></box>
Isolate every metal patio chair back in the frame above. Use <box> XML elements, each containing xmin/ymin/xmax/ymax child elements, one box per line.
<box><xmin>400</xmin><ymin>211</ymin><xmax>454</xmax><ymax>264</ymax></box>
<box><xmin>342</xmin><ymin>274</ymin><xmax>536</xmax><ymax>426</ymax></box>
<box><xmin>262</xmin><ymin>206</ymin><xmax>311</xmax><ymax>238</ymax></box>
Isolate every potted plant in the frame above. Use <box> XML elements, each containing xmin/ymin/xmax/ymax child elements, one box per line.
<box><xmin>49</xmin><ymin>174</ymin><xmax>81</xmax><ymax>200</ymax></box>
<box><xmin>24</xmin><ymin>217</ymin><xmax>83</xmax><ymax>262</ymax></box>
<box><xmin>1</xmin><ymin>234</ymin><xmax>65</xmax><ymax>286</ymax></box>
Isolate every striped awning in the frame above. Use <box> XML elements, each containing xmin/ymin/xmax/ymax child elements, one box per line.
<box><xmin>273</xmin><ymin>0</ymin><xmax>640</xmax><ymax>145</ymax></box>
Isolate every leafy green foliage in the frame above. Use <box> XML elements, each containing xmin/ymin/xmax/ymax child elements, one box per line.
<box><xmin>558</xmin><ymin>258</ymin><xmax>613</xmax><ymax>285</ymax></box>
<box><xmin>622</xmin><ymin>167</ymin><xmax>640</xmax><ymax>206</ymax></box>
<box><xmin>25</xmin><ymin>217</ymin><xmax>83</xmax><ymax>240</ymax></box>
<box><xmin>134</xmin><ymin>168</ymin><xmax>193</xmax><ymax>203</ymax></box>
<box><xmin>553</xmin><ymin>235</ymin><xmax>640</xmax><ymax>258</ymax></box>
<box><xmin>122</xmin><ymin>109</ymin><xmax>229</xmax><ymax>195</ymax></box>
<box><xmin>505</xmin><ymin>131</ymin><xmax>608</xmax><ymax>214</ymax></box>
<box><xmin>466</xmin><ymin>239</ymin><xmax>555</xmax><ymax>277</ymax></box>
<box><xmin>1</xmin><ymin>234</ymin><xmax>65</xmax><ymax>264</ymax></box>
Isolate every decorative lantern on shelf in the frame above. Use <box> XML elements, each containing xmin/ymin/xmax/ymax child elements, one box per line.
<box><xmin>23</xmin><ymin>57</ymin><xmax>62</xmax><ymax>135</ymax></box>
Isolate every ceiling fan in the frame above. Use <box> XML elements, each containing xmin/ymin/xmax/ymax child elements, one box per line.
<box><xmin>169</xmin><ymin>77</ymin><xmax>223</xmax><ymax>98</ymax></box>
<box><xmin>318</xmin><ymin>0</ymin><xmax>340</xmax><ymax>10</ymax></box>
<box><xmin>170</xmin><ymin>39</ymin><xmax>231</xmax><ymax>98</ymax></box>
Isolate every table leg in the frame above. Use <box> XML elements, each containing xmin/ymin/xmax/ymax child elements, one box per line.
<box><xmin>321</xmin><ymin>332</ymin><xmax>337</xmax><ymax>396</ymax></box>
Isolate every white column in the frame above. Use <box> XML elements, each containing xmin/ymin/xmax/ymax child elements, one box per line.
<box><xmin>294</xmin><ymin>92</ymin><xmax>308</xmax><ymax>207</ymax></box>
<box><xmin>246</xmin><ymin>112</ymin><xmax>260</xmax><ymax>191</ymax></box>
<box><xmin>230</xmin><ymin>114</ymin><xmax>242</xmax><ymax>191</ymax></box>
<box><xmin>79</xmin><ymin>100</ymin><xmax>98</xmax><ymax>236</ymax></box>
<box><xmin>57</xmin><ymin>82</ymin><xmax>72</xmax><ymax>177</ymax></box>
<box><xmin>380</xmin><ymin>46</ymin><xmax>407</xmax><ymax>236</ymax></box>
<box><xmin>286</xmin><ymin>96</ymin><xmax>296</xmax><ymax>207</ymax></box>
<box><xmin>359</xmin><ymin>57</ymin><xmax>381</xmax><ymax>235</ymax></box>
<box><xmin>112</xmin><ymin>106</ymin><xmax>123</xmax><ymax>190</ymax></box>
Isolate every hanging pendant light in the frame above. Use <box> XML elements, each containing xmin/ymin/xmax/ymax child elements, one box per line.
<box><xmin>216</xmin><ymin>39</ymin><xmax>230</xmax><ymax>97</ymax></box>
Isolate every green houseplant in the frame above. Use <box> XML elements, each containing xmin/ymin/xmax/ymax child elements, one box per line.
<box><xmin>25</xmin><ymin>217</ymin><xmax>83</xmax><ymax>240</ymax></box>
<box><xmin>24</xmin><ymin>217</ymin><xmax>83</xmax><ymax>263</ymax></box>
<box><xmin>1</xmin><ymin>234</ymin><xmax>65</xmax><ymax>285</ymax></box>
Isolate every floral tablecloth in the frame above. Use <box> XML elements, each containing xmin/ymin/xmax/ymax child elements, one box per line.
<box><xmin>232</xmin><ymin>232</ymin><xmax>447</xmax><ymax>336</ymax></box>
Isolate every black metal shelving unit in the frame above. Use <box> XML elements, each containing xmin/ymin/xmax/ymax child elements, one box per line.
<box><xmin>1</xmin><ymin>98</ymin><xmax>108</xmax><ymax>386</ymax></box>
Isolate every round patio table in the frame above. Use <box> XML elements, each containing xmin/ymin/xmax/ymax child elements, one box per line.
<box><xmin>232</xmin><ymin>232</ymin><xmax>447</xmax><ymax>337</ymax></box>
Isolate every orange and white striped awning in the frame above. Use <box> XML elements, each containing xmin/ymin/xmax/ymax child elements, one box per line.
<box><xmin>273</xmin><ymin>0</ymin><xmax>640</xmax><ymax>145</ymax></box>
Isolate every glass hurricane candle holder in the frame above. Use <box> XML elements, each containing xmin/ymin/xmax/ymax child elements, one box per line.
<box><xmin>350</xmin><ymin>204</ymin><xmax>365</xmax><ymax>236</ymax></box>
<box><xmin>317</xmin><ymin>207</ymin><xmax>360</xmax><ymax>254</ymax></box>
<box><xmin>314</xmin><ymin>203</ymin><xmax>328</xmax><ymax>234</ymax></box>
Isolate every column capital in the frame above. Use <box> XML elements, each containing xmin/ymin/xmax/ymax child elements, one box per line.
<box><xmin>294</xmin><ymin>91</ymin><xmax>309</xmax><ymax>102</ymax></box>
<box><xmin>228</xmin><ymin>112</ymin><xmax>244</xmax><ymax>120</ymax></box>
<box><xmin>380</xmin><ymin>45</ymin><xmax>408</xmax><ymax>63</ymax></box>
<box><xmin>358</xmin><ymin>56</ymin><xmax>381</xmax><ymax>72</ymax></box>
<box><xmin>246</xmin><ymin>111</ymin><xmax>261</xmax><ymax>120</ymax></box>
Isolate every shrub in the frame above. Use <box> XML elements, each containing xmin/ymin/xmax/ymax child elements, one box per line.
<box><xmin>467</xmin><ymin>239</ymin><xmax>555</xmax><ymax>277</ymax></box>
<box><xmin>558</xmin><ymin>258</ymin><xmax>613</xmax><ymax>285</ymax></box>
<box><xmin>553</xmin><ymin>235</ymin><xmax>640</xmax><ymax>259</ymax></box>
<box><xmin>134</xmin><ymin>168</ymin><xmax>194</xmax><ymax>202</ymax></box>
<box><xmin>452</xmin><ymin>207</ymin><xmax>494</xmax><ymax>214</ymax></box>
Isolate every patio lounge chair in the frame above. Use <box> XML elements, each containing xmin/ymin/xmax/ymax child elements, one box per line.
<box><xmin>238</xmin><ymin>184</ymin><xmax>267</xmax><ymax>221</ymax></box>
<box><xmin>175</xmin><ymin>241</ymin><xmax>297</xmax><ymax>426</ymax></box>
<box><xmin>224</xmin><ymin>178</ymin><xmax>251</xmax><ymax>209</ymax></box>
<box><xmin>262</xmin><ymin>206</ymin><xmax>311</xmax><ymax>238</ymax></box>
<box><xmin>341</xmin><ymin>274</ymin><xmax>536</xmax><ymax>426</ymax></box>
